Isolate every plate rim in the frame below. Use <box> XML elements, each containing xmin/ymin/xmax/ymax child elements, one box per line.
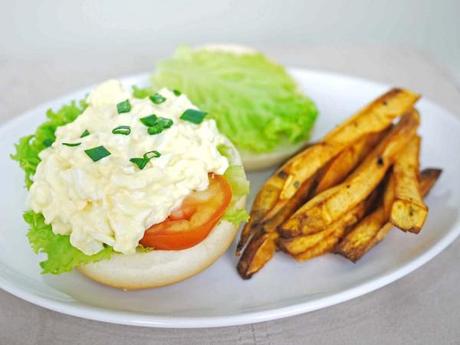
<box><xmin>1</xmin><ymin>67</ymin><xmax>460</xmax><ymax>328</ymax></box>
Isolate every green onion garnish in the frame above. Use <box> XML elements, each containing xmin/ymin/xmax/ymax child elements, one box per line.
<box><xmin>173</xmin><ymin>89</ymin><xmax>182</xmax><ymax>96</ymax></box>
<box><xmin>117</xmin><ymin>99</ymin><xmax>131</xmax><ymax>114</ymax></box>
<box><xmin>149</xmin><ymin>93</ymin><xmax>166</xmax><ymax>104</ymax></box>
<box><xmin>62</xmin><ymin>142</ymin><xmax>81</xmax><ymax>147</ymax></box>
<box><xmin>140</xmin><ymin>114</ymin><xmax>173</xmax><ymax>135</ymax></box>
<box><xmin>147</xmin><ymin>124</ymin><xmax>163</xmax><ymax>135</ymax></box>
<box><xmin>85</xmin><ymin>146</ymin><xmax>111</xmax><ymax>162</ymax></box>
<box><xmin>80</xmin><ymin>129</ymin><xmax>90</xmax><ymax>138</ymax></box>
<box><xmin>180</xmin><ymin>109</ymin><xmax>207</xmax><ymax>124</ymax></box>
<box><xmin>158</xmin><ymin>117</ymin><xmax>173</xmax><ymax>129</ymax></box>
<box><xmin>146</xmin><ymin>117</ymin><xmax>174</xmax><ymax>135</ymax></box>
<box><xmin>130</xmin><ymin>150</ymin><xmax>161</xmax><ymax>170</ymax></box>
<box><xmin>140</xmin><ymin>114</ymin><xmax>158</xmax><ymax>127</ymax></box>
<box><xmin>112</xmin><ymin>125</ymin><xmax>131</xmax><ymax>135</ymax></box>
<box><xmin>144</xmin><ymin>150</ymin><xmax>161</xmax><ymax>159</ymax></box>
<box><xmin>129</xmin><ymin>157</ymin><xmax>149</xmax><ymax>170</ymax></box>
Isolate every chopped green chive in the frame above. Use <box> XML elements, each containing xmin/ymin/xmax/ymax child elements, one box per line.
<box><xmin>144</xmin><ymin>150</ymin><xmax>161</xmax><ymax>159</ymax></box>
<box><xmin>43</xmin><ymin>138</ymin><xmax>54</xmax><ymax>147</ymax></box>
<box><xmin>140</xmin><ymin>114</ymin><xmax>158</xmax><ymax>127</ymax></box>
<box><xmin>117</xmin><ymin>99</ymin><xmax>131</xmax><ymax>113</ymax></box>
<box><xmin>147</xmin><ymin>117</ymin><xmax>174</xmax><ymax>135</ymax></box>
<box><xmin>130</xmin><ymin>150</ymin><xmax>161</xmax><ymax>170</ymax></box>
<box><xmin>149</xmin><ymin>93</ymin><xmax>166</xmax><ymax>104</ymax></box>
<box><xmin>129</xmin><ymin>157</ymin><xmax>149</xmax><ymax>170</ymax></box>
<box><xmin>173</xmin><ymin>89</ymin><xmax>182</xmax><ymax>96</ymax></box>
<box><xmin>85</xmin><ymin>146</ymin><xmax>111</xmax><ymax>162</ymax></box>
<box><xmin>147</xmin><ymin>124</ymin><xmax>163</xmax><ymax>135</ymax></box>
<box><xmin>80</xmin><ymin>129</ymin><xmax>90</xmax><ymax>138</ymax></box>
<box><xmin>62</xmin><ymin>142</ymin><xmax>81</xmax><ymax>147</ymax></box>
<box><xmin>140</xmin><ymin>114</ymin><xmax>174</xmax><ymax>135</ymax></box>
<box><xmin>112</xmin><ymin>125</ymin><xmax>131</xmax><ymax>135</ymax></box>
<box><xmin>180</xmin><ymin>109</ymin><xmax>207</xmax><ymax>124</ymax></box>
<box><xmin>158</xmin><ymin>117</ymin><xmax>173</xmax><ymax>129</ymax></box>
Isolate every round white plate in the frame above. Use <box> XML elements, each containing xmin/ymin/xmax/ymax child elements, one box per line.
<box><xmin>0</xmin><ymin>69</ymin><xmax>459</xmax><ymax>328</ymax></box>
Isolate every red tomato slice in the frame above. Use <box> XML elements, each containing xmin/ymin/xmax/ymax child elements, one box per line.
<box><xmin>140</xmin><ymin>174</ymin><xmax>232</xmax><ymax>250</ymax></box>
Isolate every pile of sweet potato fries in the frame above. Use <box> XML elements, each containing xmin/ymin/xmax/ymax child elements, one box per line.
<box><xmin>236</xmin><ymin>88</ymin><xmax>442</xmax><ymax>279</ymax></box>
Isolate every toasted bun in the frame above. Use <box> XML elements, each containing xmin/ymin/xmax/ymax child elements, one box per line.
<box><xmin>78</xmin><ymin>140</ymin><xmax>246</xmax><ymax>290</ymax></box>
<box><xmin>241</xmin><ymin>141</ymin><xmax>308</xmax><ymax>171</ymax></box>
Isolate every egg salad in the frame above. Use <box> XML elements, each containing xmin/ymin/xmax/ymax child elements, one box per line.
<box><xmin>27</xmin><ymin>80</ymin><xmax>229</xmax><ymax>256</ymax></box>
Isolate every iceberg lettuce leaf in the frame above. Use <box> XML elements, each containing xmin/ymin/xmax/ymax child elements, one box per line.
<box><xmin>151</xmin><ymin>46</ymin><xmax>318</xmax><ymax>153</ymax></box>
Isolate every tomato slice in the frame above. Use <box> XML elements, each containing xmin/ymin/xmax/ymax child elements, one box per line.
<box><xmin>140</xmin><ymin>174</ymin><xmax>232</xmax><ymax>250</ymax></box>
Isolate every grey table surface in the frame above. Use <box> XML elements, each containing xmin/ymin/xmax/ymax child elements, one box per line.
<box><xmin>1</xmin><ymin>46</ymin><xmax>459</xmax><ymax>345</ymax></box>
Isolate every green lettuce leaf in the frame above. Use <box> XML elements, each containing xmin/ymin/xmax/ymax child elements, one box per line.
<box><xmin>11</xmin><ymin>100</ymin><xmax>87</xmax><ymax>188</ymax></box>
<box><xmin>24</xmin><ymin>211</ymin><xmax>113</xmax><ymax>274</ymax></box>
<box><xmin>219</xmin><ymin>144</ymin><xmax>250</xmax><ymax>225</ymax></box>
<box><xmin>224</xmin><ymin>165</ymin><xmax>250</xmax><ymax>199</ymax></box>
<box><xmin>223</xmin><ymin>208</ymin><xmax>249</xmax><ymax>224</ymax></box>
<box><xmin>151</xmin><ymin>46</ymin><xmax>318</xmax><ymax>153</ymax></box>
<box><xmin>11</xmin><ymin>98</ymin><xmax>111</xmax><ymax>274</ymax></box>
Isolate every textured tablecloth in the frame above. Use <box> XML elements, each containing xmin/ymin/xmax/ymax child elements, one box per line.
<box><xmin>1</xmin><ymin>46</ymin><xmax>459</xmax><ymax>345</ymax></box>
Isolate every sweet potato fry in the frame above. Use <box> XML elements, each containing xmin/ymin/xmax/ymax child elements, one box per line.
<box><xmin>293</xmin><ymin>229</ymin><xmax>344</xmax><ymax>261</ymax></box>
<box><xmin>236</xmin><ymin>88</ymin><xmax>419</xmax><ymax>253</ymax></box>
<box><xmin>278</xmin><ymin>185</ymin><xmax>380</xmax><ymax>257</ymax></box>
<box><xmin>263</xmin><ymin>131</ymin><xmax>386</xmax><ymax>234</ymax></box>
<box><xmin>313</xmin><ymin>130</ymin><xmax>388</xmax><ymax>194</ymax></box>
<box><xmin>238</xmin><ymin>138</ymin><xmax>361</xmax><ymax>276</ymax></box>
<box><xmin>236</xmin><ymin>176</ymin><xmax>318</xmax><ymax>278</ymax></box>
<box><xmin>279</xmin><ymin>110</ymin><xmax>420</xmax><ymax>238</ymax></box>
<box><xmin>336</xmin><ymin>168</ymin><xmax>441</xmax><ymax>262</ymax></box>
<box><xmin>390</xmin><ymin>136</ymin><xmax>427</xmax><ymax>233</ymax></box>
<box><xmin>237</xmin><ymin>124</ymin><xmax>392</xmax><ymax>277</ymax></box>
<box><xmin>279</xmin><ymin>88</ymin><xmax>419</xmax><ymax>201</ymax></box>
<box><xmin>237</xmin><ymin>231</ymin><xmax>278</xmax><ymax>279</ymax></box>
<box><xmin>236</xmin><ymin>173</ymin><xmax>285</xmax><ymax>255</ymax></box>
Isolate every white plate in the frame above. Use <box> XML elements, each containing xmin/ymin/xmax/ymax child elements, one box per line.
<box><xmin>0</xmin><ymin>69</ymin><xmax>459</xmax><ymax>328</ymax></box>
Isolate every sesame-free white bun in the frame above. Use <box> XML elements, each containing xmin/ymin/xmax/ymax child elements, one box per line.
<box><xmin>78</xmin><ymin>141</ymin><xmax>247</xmax><ymax>290</ymax></box>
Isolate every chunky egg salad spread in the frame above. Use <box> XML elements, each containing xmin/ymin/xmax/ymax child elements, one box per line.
<box><xmin>28</xmin><ymin>80</ymin><xmax>229</xmax><ymax>256</ymax></box>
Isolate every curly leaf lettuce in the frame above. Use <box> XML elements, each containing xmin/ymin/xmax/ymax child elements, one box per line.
<box><xmin>11</xmin><ymin>100</ymin><xmax>87</xmax><ymax>188</ymax></box>
<box><xmin>11</xmin><ymin>99</ymin><xmax>107</xmax><ymax>274</ymax></box>
<box><xmin>24</xmin><ymin>211</ymin><xmax>112</xmax><ymax>274</ymax></box>
<box><xmin>151</xmin><ymin>46</ymin><xmax>319</xmax><ymax>153</ymax></box>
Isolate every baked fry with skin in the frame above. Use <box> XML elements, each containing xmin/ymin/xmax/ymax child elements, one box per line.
<box><xmin>390</xmin><ymin>136</ymin><xmax>427</xmax><ymax>233</ymax></box>
<box><xmin>278</xmin><ymin>184</ymin><xmax>380</xmax><ymax>257</ymax></box>
<box><xmin>238</xmin><ymin>128</ymin><xmax>392</xmax><ymax>276</ymax></box>
<box><xmin>336</xmin><ymin>168</ymin><xmax>441</xmax><ymax>262</ymax></box>
<box><xmin>279</xmin><ymin>110</ymin><xmax>419</xmax><ymax>238</ymax></box>
<box><xmin>313</xmin><ymin>130</ymin><xmax>388</xmax><ymax>194</ymax></box>
<box><xmin>236</xmin><ymin>231</ymin><xmax>278</xmax><ymax>279</ymax></box>
<box><xmin>279</xmin><ymin>88</ymin><xmax>420</xmax><ymax>202</ymax></box>
<box><xmin>236</xmin><ymin>176</ymin><xmax>318</xmax><ymax>279</ymax></box>
<box><xmin>236</xmin><ymin>173</ymin><xmax>285</xmax><ymax>255</ymax></box>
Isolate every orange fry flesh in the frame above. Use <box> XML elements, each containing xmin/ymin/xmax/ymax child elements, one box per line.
<box><xmin>279</xmin><ymin>110</ymin><xmax>419</xmax><ymax>238</ymax></box>
<box><xmin>336</xmin><ymin>168</ymin><xmax>441</xmax><ymax>262</ymax></box>
<box><xmin>390</xmin><ymin>136</ymin><xmax>427</xmax><ymax>233</ymax></box>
